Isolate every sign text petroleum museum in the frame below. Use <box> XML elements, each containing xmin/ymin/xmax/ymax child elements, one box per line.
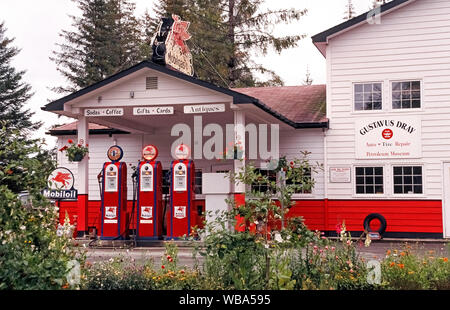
<box><xmin>355</xmin><ymin>116</ymin><xmax>422</xmax><ymax>159</ymax></box>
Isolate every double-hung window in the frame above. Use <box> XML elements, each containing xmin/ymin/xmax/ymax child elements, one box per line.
<box><xmin>354</xmin><ymin>83</ymin><xmax>382</xmax><ymax>111</ymax></box>
<box><xmin>392</xmin><ymin>81</ymin><xmax>421</xmax><ymax>109</ymax></box>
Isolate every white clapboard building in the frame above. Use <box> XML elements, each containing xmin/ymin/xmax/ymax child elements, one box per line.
<box><xmin>45</xmin><ymin>0</ymin><xmax>450</xmax><ymax>239</ymax></box>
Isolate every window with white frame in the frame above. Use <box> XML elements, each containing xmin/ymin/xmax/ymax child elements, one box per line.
<box><xmin>355</xmin><ymin>167</ymin><xmax>384</xmax><ymax>194</ymax></box>
<box><xmin>392</xmin><ymin>81</ymin><xmax>421</xmax><ymax>109</ymax></box>
<box><xmin>251</xmin><ymin>169</ymin><xmax>276</xmax><ymax>194</ymax></box>
<box><xmin>285</xmin><ymin>168</ymin><xmax>312</xmax><ymax>194</ymax></box>
<box><xmin>393</xmin><ymin>166</ymin><xmax>423</xmax><ymax>194</ymax></box>
<box><xmin>354</xmin><ymin>83</ymin><xmax>382</xmax><ymax>111</ymax></box>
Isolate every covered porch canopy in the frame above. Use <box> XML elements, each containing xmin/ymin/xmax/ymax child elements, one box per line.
<box><xmin>42</xmin><ymin>60</ymin><xmax>328</xmax><ymax>236</ymax></box>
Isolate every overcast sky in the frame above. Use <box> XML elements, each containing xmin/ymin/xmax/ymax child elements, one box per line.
<box><xmin>0</xmin><ymin>0</ymin><xmax>376</xmax><ymax>148</ymax></box>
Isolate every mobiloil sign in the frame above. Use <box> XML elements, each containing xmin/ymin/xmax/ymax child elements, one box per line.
<box><xmin>43</xmin><ymin>167</ymin><xmax>78</xmax><ymax>200</ymax></box>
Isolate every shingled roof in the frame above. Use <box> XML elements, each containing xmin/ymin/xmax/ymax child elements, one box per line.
<box><xmin>233</xmin><ymin>85</ymin><xmax>327</xmax><ymax>126</ymax></box>
<box><xmin>48</xmin><ymin>84</ymin><xmax>328</xmax><ymax>135</ymax></box>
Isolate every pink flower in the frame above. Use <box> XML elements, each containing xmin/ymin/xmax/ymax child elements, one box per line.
<box><xmin>335</xmin><ymin>223</ymin><xmax>342</xmax><ymax>234</ymax></box>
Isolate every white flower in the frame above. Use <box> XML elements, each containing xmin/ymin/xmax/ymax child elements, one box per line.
<box><xmin>274</xmin><ymin>233</ymin><xmax>283</xmax><ymax>243</ymax></box>
<box><xmin>20</xmin><ymin>225</ymin><xmax>26</xmax><ymax>231</ymax></box>
<box><xmin>5</xmin><ymin>230</ymin><xmax>11</xmax><ymax>235</ymax></box>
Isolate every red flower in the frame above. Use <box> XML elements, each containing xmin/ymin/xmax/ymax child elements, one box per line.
<box><xmin>161</xmin><ymin>265</ymin><xmax>165</xmax><ymax>269</ymax></box>
<box><xmin>68</xmin><ymin>139</ymin><xmax>73</xmax><ymax>144</ymax></box>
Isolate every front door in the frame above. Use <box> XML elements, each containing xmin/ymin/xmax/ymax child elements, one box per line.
<box><xmin>443</xmin><ymin>163</ymin><xmax>450</xmax><ymax>238</ymax></box>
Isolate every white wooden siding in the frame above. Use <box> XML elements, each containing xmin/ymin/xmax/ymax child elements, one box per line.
<box><xmin>325</xmin><ymin>0</ymin><xmax>450</xmax><ymax>200</ymax></box>
<box><xmin>57</xmin><ymin>128</ymin><xmax>325</xmax><ymax>200</ymax></box>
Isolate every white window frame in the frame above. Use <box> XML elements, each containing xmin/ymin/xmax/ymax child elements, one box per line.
<box><xmin>391</xmin><ymin>164</ymin><xmax>426</xmax><ymax>198</ymax></box>
<box><xmin>388</xmin><ymin>79</ymin><xmax>424</xmax><ymax>113</ymax></box>
<box><xmin>351</xmin><ymin>81</ymin><xmax>384</xmax><ymax>114</ymax></box>
<box><xmin>283</xmin><ymin>167</ymin><xmax>315</xmax><ymax>199</ymax></box>
<box><xmin>352</xmin><ymin>165</ymin><xmax>387</xmax><ymax>198</ymax></box>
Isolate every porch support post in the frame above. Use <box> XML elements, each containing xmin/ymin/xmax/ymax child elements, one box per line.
<box><xmin>76</xmin><ymin>114</ymin><xmax>89</xmax><ymax>237</ymax></box>
<box><xmin>233</xmin><ymin>110</ymin><xmax>246</xmax><ymax>232</ymax></box>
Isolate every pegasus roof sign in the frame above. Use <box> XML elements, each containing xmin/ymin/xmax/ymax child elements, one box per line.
<box><xmin>43</xmin><ymin>167</ymin><xmax>78</xmax><ymax>200</ymax></box>
<box><xmin>151</xmin><ymin>14</ymin><xmax>194</xmax><ymax>76</ymax></box>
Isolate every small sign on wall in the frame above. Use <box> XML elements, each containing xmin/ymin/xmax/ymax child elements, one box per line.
<box><xmin>330</xmin><ymin>167</ymin><xmax>351</xmax><ymax>183</ymax></box>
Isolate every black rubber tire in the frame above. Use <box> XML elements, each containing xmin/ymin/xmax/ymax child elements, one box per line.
<box><xmin>363</xmin><ymin>213</ymin><xmax>387</xmax><ymax>235</ymax></box>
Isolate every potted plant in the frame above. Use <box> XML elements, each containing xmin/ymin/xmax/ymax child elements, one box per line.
<box><xmin>59</xmin><ymin>139</ymin><xmax>89</xmax><ymax>162</ymax></box>
<box><xmin>219</xmin><ymin>141</ymin><xmax>244</xmax><ymax>160</ymax></box>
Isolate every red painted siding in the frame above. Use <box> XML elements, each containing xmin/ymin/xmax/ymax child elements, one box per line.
<box><xmin>59</xmin><ymin>199</ymin><xmax>206</xmax><ymax>232</ymax></box>
<box><xmin>60</xmin><ymin>199</ymin><xmax>443</xmax><ymax>235</ymax></box>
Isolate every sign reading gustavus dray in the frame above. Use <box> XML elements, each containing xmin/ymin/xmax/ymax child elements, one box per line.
<box><xmin>355</xmin><ymin>116</ymin><xmax>422</xmax><ymax>159</ymax></box>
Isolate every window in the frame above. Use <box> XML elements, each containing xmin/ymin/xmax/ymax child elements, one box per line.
<box><xmin>392</xmin><ymin>81</ymin><xmax>421</xmax><ymax>109</ymax></box>
<box><xmin>354</xmin><ymin>83</ymin><xmax>382</xmax><ymax>111</ymax></box>
<box><xmin>162</xmin><ymin>170</ymin><xmax>170</xmax><ymax>195</ymax></box>
<box><xmin>393</xmin><ymin>166</ymin><xmax>423</xmax><ymax>194</ymax></box>
<box><xmin>251</xmin><ymin>169</ymin><xmax>276</xmax><ymax>194</ymax></box>
<box><xmin>355</xmin><ymin>167</ymin><xmax>384</xmax><ymax>194</ymax></box>
<box><xmin>194</xmin><ymin>169</ymin><xmax>202</xmax><ymax>194</ymax></box>
<box><xmin>285</xmin><ymin>168</ymin><xmax>312</xmax><ymax>194</ymax></box>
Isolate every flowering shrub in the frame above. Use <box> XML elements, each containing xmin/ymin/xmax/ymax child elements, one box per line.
<box><xmin>381</xmin><ymin>245</ymin><xmax>450</xmax><ymax>290</ymax></box>
<box><xmin>59</xmin><ymin>139</ymin><xmax>89</xmax><ymax>162</ymax></box>
<box><xmin>82</xmin><ymin>243</ymin><xmax>208</xmax><ymax>290</ymax></box>
<box><xmin>0</xmin><ymin>187</ymin><xmax>82</xmax><ymax>289</ymax></box>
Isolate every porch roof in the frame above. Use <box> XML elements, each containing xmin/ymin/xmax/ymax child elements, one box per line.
<box><xmin>42</xmin><ymin>60</ymin><xmax>328</xmax><ymax>130</ymax></box>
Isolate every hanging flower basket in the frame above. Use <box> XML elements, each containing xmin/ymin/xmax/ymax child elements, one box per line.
<box><xmin>59</xmin><ymin>139</ymin><xmax>89</xmax><ymax>162</ymax></box>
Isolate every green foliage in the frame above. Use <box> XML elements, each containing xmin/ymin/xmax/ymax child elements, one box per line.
<box><xmin>381</xmin><ymin>246</ymin><xmax>450</xmax><ymax>290</ymax></box>
<box><xmin>0</xmin><ymin>22</ymin><xmax>39</xmax><ymax>132</ymax></box>
<box><xmin>52</xmin><ymin>0</ymin><xmax>144</xmax><ymax>93</ymax></box>
<box><xmin>58</xmin><ymin>138</ymin><xmax>89</xmax><ymax>162</ymax></box>
<box><xmin>0</xmin><ymin>186</ymin><xmax>82</xmax><ymax>289</ymax></box>
<box><xmin>0</xmin><ymin>124</ymin><xmax>56</xmax><ymax>194</ymax></box>
<box><xmin>82</xmin><ymin>246</ymin><xmax>207</xmax><ymax>290</ymax></box>
<box><xmin>147</xmin><ymin>0</ymin><xmax>307</xmax><ymax>88</ymax></box>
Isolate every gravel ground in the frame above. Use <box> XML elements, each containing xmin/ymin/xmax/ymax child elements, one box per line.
<box><xmin>83</xmin><ymin>240</ymin><xmax>450</xmax><ymax>268</ymax></box>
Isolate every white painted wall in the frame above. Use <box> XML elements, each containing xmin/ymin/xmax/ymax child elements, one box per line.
<box><xmin>325</xmin><ymin>0</ymin><xmax>450</xmax><ymax>200</ymax></box>
<box><xmin>56</xmin><ymin>127</ymin><xmax>326</xmax><ymax>200</ymax></box>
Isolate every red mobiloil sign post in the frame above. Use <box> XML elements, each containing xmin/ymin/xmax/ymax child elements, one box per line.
<box><xmin>100</xmin><ymin>146</ymin><xmax>128</xmax><ymax>240</ymax></box>
<box><xmin>136</xmin><ymin>145</ymin><xmax>163</xmax><ymax>240</ymax></box>
<box><xmin>167</xmin><ymin>144</ymin><xmax>197</xmax><ymax>239</ymax></box>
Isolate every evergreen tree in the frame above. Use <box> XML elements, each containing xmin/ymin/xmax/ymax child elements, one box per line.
<box><xmin>52</xmin><ymin>0</ymin><xmax>143</xmax><ymax>93</ymax></box>
<box><xmin>146</xmin><ymin>0</ymin><xmax>306</xmax><ymax>88</ymax></box>
<box><xmin>0</xmin><ymin>22</ymin><xmax>38</xmax><ymax>132</ymax></box>
<box><xmin>302</xmin><ymin>65</ymin><xmax>313</xmax><ymax>86</ymax></box>
<box><xmin>344</xmin><ymin>0</ymin><xmax>356</xmax><ymax>20</ymax></box>
<box><xmin>371</xmin><ymin>0</ymin><xmax>389</xmax><ymax>9</ymax></box>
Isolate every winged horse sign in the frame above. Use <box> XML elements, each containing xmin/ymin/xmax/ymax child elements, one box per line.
<box><xmin>151</xmin><ymin>14</ymin><xmax>194</xmax><ymax>76</ymax></box>
<box><xmin>42</xmin><ymin>167</ymin><xmax>78</xmax><ymax>200</ymax></box>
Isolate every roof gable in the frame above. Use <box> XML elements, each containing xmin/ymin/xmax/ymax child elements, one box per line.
<box><xmin>312</xmin><ymin>0</ymin><xmax>416</xmax><ymax>56</ymax></box>
<box><xmin>42</xmin><ymin>60</ymin><xmax>257</xmax><ymax>112</ymax></box>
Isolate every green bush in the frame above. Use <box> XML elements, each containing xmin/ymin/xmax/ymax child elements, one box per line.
<box><xmin>381</xmin><ymin>246</ymin><xmax>450</xmax><ymax>290</ymax></box>
<box><xmin>0</xmin><ymin>187</ymin><xmax>81</xmax><ymax>289</ymax></box>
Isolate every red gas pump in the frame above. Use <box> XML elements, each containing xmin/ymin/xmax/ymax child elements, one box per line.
<box><xmin>100</xmin><ymin>145</ymin><xmax>128</xmax><ymax>240</ymax></box>
<box><xmin>136</xmin><ymin>145</ymin><xmax>163</xmax><ymax>240</ymax></box>
<box><xmin>167</xmin><ymin>144</ymin><xmax>197</xmax><ymax>239</ymax></box>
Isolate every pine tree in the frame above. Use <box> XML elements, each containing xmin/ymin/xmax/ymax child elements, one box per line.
<box><xmin>371</xmin><ymin>0</ymin><xmax>389</xmax><ymax>9</ymax></box>
<box><xmin>52</xmin><ymin>0</ymin><xmax>143</xmax><ymax>93</ymax></box>
<box><xmin>146</xmin><ymin>0</ymin><xmax>307</xmax><ymax>88</ymax></box>
<box><xmin>0</xmin><ymin>22</ymin><xmax>39</xmax><ymax>132</ymax></box>
<box><xmin>302</xmin><ymin>65</ymin><xmax>313</xmax><ymax>86</ymax></box>
<box><xmin>344</xmin><ymin>0</ymin><xmax>356</xmax><ymax>20</ymax></box>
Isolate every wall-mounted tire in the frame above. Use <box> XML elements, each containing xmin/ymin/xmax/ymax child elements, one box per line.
<box><xmin>363</xmin><ymin>213</ymin><xmax>387</xmax><ymax>235</ymax></box>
